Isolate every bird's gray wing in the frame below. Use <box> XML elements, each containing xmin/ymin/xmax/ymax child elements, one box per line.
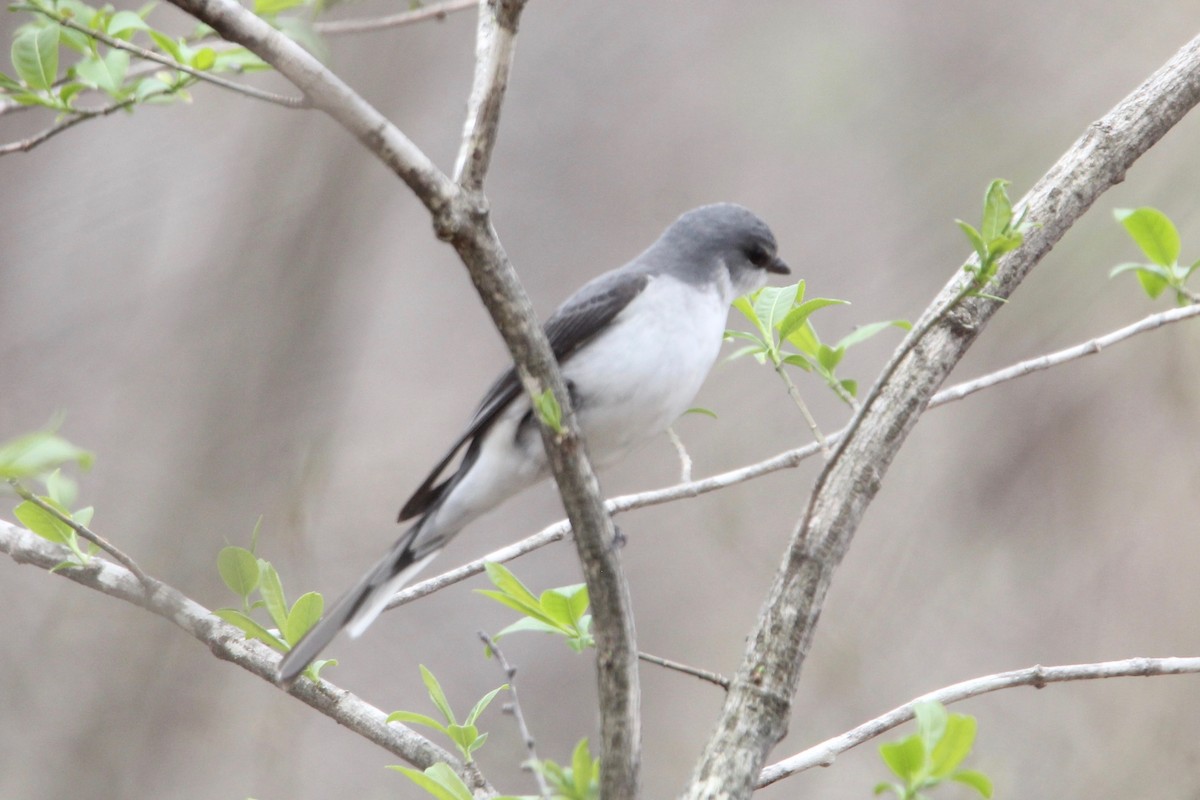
<box><xmin>397</xmin><ymin>270</ymin><xmax>652</xmax><ymax>521</ymax></box>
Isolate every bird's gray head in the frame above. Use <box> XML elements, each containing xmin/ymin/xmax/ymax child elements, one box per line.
<box><xmin>653</xmin><ymin>203</ymin><xmax>790</xmax><ymax>299</ymax></box>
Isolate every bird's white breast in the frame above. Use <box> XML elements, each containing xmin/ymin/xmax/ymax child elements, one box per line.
<box><xmin>563</xmin><ymin>274</ymin><xmax>730</xmax><ymax>467</ymax></box>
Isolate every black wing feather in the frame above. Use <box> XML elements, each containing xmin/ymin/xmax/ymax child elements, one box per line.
<box><xmin>397</xmin><ymin>271</ymin><xmax>651</xmax><ymax>521</ymax></box>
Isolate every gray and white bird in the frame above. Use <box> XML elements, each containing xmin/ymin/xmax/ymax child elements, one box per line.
<box><xmin>278</xmin><ymin>203</ymin><xmax>789</xmax><ymax>684</ymax></box>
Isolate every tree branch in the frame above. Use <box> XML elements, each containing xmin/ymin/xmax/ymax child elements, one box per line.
<box><xmin>314</xmin><ymin>0</ymin><xmax>477</xmax><ymax>37</ymax></box>
<box><xmin>0</xmin><ymin>519</ymin><xmax>465</xmax><ymax>774</ymax></box>
<box><xmin>478</xmin><ymin>631</ymin><xmax>552</xmax><ymax>800</ymax></box>
<box><xmin>157</xmin><ymin>0</ymin><xmax>640</xmax><ymax>792</ymax></box>
<box><xmin>453</xmin><ymin>0</ymin><xmax>524</xmax><ymax>190</ymax></box>
<box><xmin>682</xmin><ymin>31</ymin><xmax>1200</xmax><ymax>800</ymax></box>
<box><xmin>757</xmin><ymin>656</ymin><xmax>1200</xmax><ymax>787</ymax></box>
<box><xmin>381</xmin><ymin>300</ymin><xmax>1200</xmax><ymax>610</ymax></box>
<box><xmin>0</xmin><ymin>96</ymin><xmax>138</xmax><ymax>155</ymax></box>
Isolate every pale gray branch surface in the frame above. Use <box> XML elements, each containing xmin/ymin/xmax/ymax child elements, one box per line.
<box><xmin>682</xmin><ymin>31</ymin><xmax>1200</xmax><ymax>800</ymax></box>
<box><xmin>314</xmin><ymin>0</ymin><xmax>477</xmax><ymax>36</ymax></box>
<box><xmin>382</xmin><ymin>301</ymin><xmax>1200</xmax><ymax>611</ymax></box>
<box><xmin>156</xmin><ymin>0</ymin><xmax>641</xmax><ymax>793</ymax></box>
<box><xmin>0</xmin><ymin>519</ymin><xmax>462</xmax><ymax>773</ymax></box>
<box><xmin>757</xmin><ymin>656</ymin><xmax>1200</xmax><ymax>787</ymax></box>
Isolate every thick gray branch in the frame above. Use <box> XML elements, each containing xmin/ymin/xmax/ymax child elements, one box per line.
<box><xmin>682</xmin><ymin>31</ymin><xmax>1200</xmax><ymax>800</ymax></box>
<box><xmin>154</xmin><ymin>1</ymin><xmax>641</xmax><ymax>792</ymax></box>
<box><xmin>0</xmin><ymin>519</ymin><xmax>461</xmax><ymax>772</ymax></box>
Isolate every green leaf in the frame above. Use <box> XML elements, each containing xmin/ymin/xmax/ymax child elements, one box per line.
<box><xmin>482</xmin><ymin>562</ymin><xmax>543</xmax><ymax>614</ymax></box>
<box><xmin>190</xmin><ymin>46</ymin><xmax>216</xmax><ymax>71</ymax></box>
<box><xmin>387</xmin><ymin>710</ymin><xmax>449</xmax><ymax>735</ymax></box>
<box><xmin>147</xmin><ymin>30</ymin><xmax>183</xmax><ymax>62</ymax></box>
<box><xmin>420</xmin><ymin>665</ymin><xmax>457</xmax><ymax>725</ymax></box>
<box><xmin>76</xmin><ymin>49</ymin><xmax>130</xmax><ymax>95</ymax></box>
<box><xmin>56</xmin><ymin>80</ymin><xmax>85</xmax><ymax>106</ymax></box>
<box><xmin>12</xmin><ymin>25</ymin><xmax>60</xmax><ymax>90</ymax></box>
<box><xmin>879</xmin><ymin>734</ymin><xmax>926</xmax><ymax>782</ymax></box>
<box><xmin>951</xmin><ymin>769</ymin><xmax>994</xmax><ymax>798</ymax></box>
<box><xmin>836</xmin><ymin>319</ymin><xmax>911</xmax><ymax>350</ymax></box>
<box><xmin>572</xmin><ymin>738</ymin><xmax>595</xmax><ymax>796</ymax></box>
<box><xmin>1136</xmin><ymin>268</ymin><xmax>1169</xmax><ymax>299</ymax></box>
<box><xmin>783</xmin><ymin>319</ymin><xmax>821</xmax><ymax>356</ymax></box>
<box><xmin>914</xmin><ymin>700</ymin><xmax>948</xmax><ymax>751</ymax></box>
<box><xmin>980</xmin><ymin>179</ymin><xmax>1013</xmax><ymax>242</ymax></box>
<box><xmin>839</xmin><ymin>378</ymin><xmax>858</xmax><ymax>397</ymax></box>
<box><xmin>816</xmin><ymin>344</ymin><xmax>844</xmax><ymax>373</ymax></box>
<box><xmin>14</xmin><ymin>499</ymin><xmax>74</xmax><ymax>545</ymax></box>
<box><xmin>388</xmin><ymin>763</ymin><xmax>474</xmax><ymax>800</ymax></box>
<box><xmin>305</xmin><ymin>657</ymin><xmax>335</xmax><ymax>681</ymax></box>
<box><xmin>0</xmin><ymin>431</ymin><xmax>93</xmax><ymax>479</ymax></box>
<box><xmin>753</xmin><ymin>282</ymin><xmax>803</xmax><ymax>333</ymax></box>
<box><xmin>478</xmin><ymin>589</ymin><xmax>558</xmax><ymax>626</ymax></box>
<box><xmin>495</xmin><ymin>615</ymin><xmax>565</xmax><ymax>639</ymax></box>
<box><xmin>466</xmin><ymin>731</ymin><xmax>489</xmax><ymax>754</ymax></box>
<box><xmin>446</xmin><ymin>722</ymin><xmax>478</xmax><ymax>753</ymax></box>
<box><xmin>564</xmin><ymin>583</ymin><xmax>589</xmax><ymax>623</ymax></box>
<box><xmin>1115</xmin><ymin>207</ymin><xmax>1180</xmax><ymax>267</ymax></box>
<box><xmin>217</xmin><ymin>546</ymin><xmax>260</xmax><ymax>598</ymax></box>
<box><xmin>213</xmin><ymin>608</ymin><xmax>287</xmax><ymax>651</ymax></box>
<box><xmin>255</xmin><ymin>0</ymin><xmax>306</xmax><ymax>14</ymax></box>
<box><xmin>73</xmin><ymin>505</ymin><xmax>94</xmax><ymax>527</ymax></box>
<box><xmin>956</xmin><ymin>220</ymin><xmax>987</xmax><ymax>263</ymax></box>
<box><xmin>282</xmin><ymin>591</ymin><xmax>323</xmax><ymax>644</ymax></box>
<box><xmin>874</xmin><ymin>781</ymin><xmax>902</xmax><ymax>797</ymax></box>
<box><xmin>258</xmin><ymin>562</ymin><xmax>289</xmax><ymax>629</ymax></box>
<box><xmin>988</xmin><ymin>231</ymin><xmax>1023</xmax><ymax>259</ymax></box>
<box><xmin>44</xmin><ymin>468</ymin><xmax>77</xmax><ymax>508</ymax></box>
<box><xmin>930</xmin><ymin>714</ymin><xmax>977</xmax><ymax>778</ymax></box>
<box><xmin>533</xmin><ymin>388</ymin><xmax>564</xmax><ymax>435</ymax></box>
<box><xmin>778</xmin><ymin>297</ymin><xmax>848</xmax><ymax>341</ymax></box>
<box><xmin>782</xmin><ymin>353</ymin><xmax>814</xmax><ymax>371</ymax></box>
<box><xmin>465</xmin><ymin>684</ymin><xmax>507</xmax><ymax>726</ymax></box>
<box><xmin>540</xmin><ymin>587</ymin><xmax>576</xmax><ymax>628</ymax></box>
<box><xmin>731</xmin><ymin>295</ymin><xmax>768</xmax><ymax>338</ymax></box>
<box><xmin>107</xmin><ymin>10</ymin><xmax>150</xmax><ymax>37</ymax></box>
<box><xmin>212</xmin><ymin>47</ymin><xmax>270</xmax><ymax>73</ymax></box>
<box><xmin>0</xmin><ymin>71</ymin><xmax>22</xmax><ymax>90</ymax></box>
<box><xmin>684</xmin><ymin>406</ymin><xmax>717</xmax><ymax>419</ymax></box>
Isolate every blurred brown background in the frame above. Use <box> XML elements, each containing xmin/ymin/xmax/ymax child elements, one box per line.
<box><xmin>3</xmin><ymin>2</ymin><xmax>1200</xmax><ymax>798</ymax></box>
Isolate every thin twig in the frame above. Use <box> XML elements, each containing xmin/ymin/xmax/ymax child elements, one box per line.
<box><xmin>30</xmin><ymin>4</ymin><xmax>308</xmax><ymax>109</ymax></box>
<box><xmin>382</xmin><ymin>303</ymin><xmax>1200</xmax><ymax>613</ymax></box>
<box><xmin>756</xmin><ymin>655</ymin><xmax>1200</xmax><ymax>787</ymax></box>
<box><xmin>638</xmin><ymin>651</ymin><xmax>729</xmax><ymax>690</ymax></box>
<box><xmin>0</xmin><ymin>98</ymin><xmax>136</xmax><ymax>155</ymax></box>
<box><xmin>453</xmin><ymin>0</ymin><xmax>526</xmax><ymax>190</ymax></box>
<box><xmin>665</xmin><ymin>426</ymin><xmax>692</xmax><ymax>483</ymax></box>
<box><xmin>772</xmin><ymin>361</ymin><xmax>829</xmax><ymax>457</ymax></box>
<box><xmin>478</xmin><ymin>631</ymin><xmax>552</xmax><ymax>800</ymax></box>
<box><xmin>8</xmin><ymin>478</ymin><xmax>153</xmax><ymax>587</ymax></box>
<box><xmin>0</xmin><ymin>520</ymin><xmax>473</xmax><ymax>778</ymax></box>
<box><xmin>315</xmin><ymin>0</ymin><xmax>477</xmax><ymax>36</ymax></box>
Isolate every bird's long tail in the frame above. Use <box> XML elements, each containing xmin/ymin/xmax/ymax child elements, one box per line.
<box><xmin>276</xmin><ymin>523</ymin><xmax>439</xmax><ymax>686</ymax></box>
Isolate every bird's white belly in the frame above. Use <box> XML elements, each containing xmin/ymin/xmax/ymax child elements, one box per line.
<box><xmin>564</xmin><ymin>274</ymin><xmax>728</xmax><ymax>467</ymax></box>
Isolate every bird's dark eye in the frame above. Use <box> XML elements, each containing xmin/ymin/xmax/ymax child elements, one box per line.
<box><xmin>746</xmin><ymin>244</ymin><xmax>772</xmax><ymax>268</ymax></box>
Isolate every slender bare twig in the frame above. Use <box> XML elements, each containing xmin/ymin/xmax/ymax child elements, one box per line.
<box><xmin>772</xmin><ymin>361</ymin><xmax>829</xmax><ymax>456</ymax></box>
<box><xmin>756</xmin><ymin>656</ymin><xmax>1200</xmax><ymax>787</ymax></box>
<box><xmin>25</xmin><ymin>5</ymin><xmax>309</xmax><ymax>109</ymax></box>
<box><xmin>315</xmin><ymin>0</ymin><xmax>477</xmax><ymax>36</ymax></box>
<box><xmin>8</xmin><ymin>478</ymin><xmax>152</xmax><ymax>587</ymax></box>
<box><xmin>0</xmin><ymin>98</ymin><xmax>138</xmax><ymax>155</ymax></box>
<box><xmin>453</xmin><ymin>0</ymin><xmax>524</xmax><ymax>189</ymax></box>
<box><xmin>0</xmin><ymin>519</ymin><xmax>470</xmax><ymax>777</ymax></box>
<box><xmin>929</xmin><ymin>303</ymin><xmax>1200</xmax><ymax>407</ymax></box>
<box><xmin>665</xmin><ymin>426</ymin><xmax>693</xmax><ymax>483</ymax></box>
<box><xmin>382</xmin><ymin>302</ymin><xmax>1200</xmax><ymax>611</ymax></box>
<box><xmin>478</xmin><ymin>631</ymin><xmax>552</xmax><ymax>800</ymax></box>
<box><xmin>637</xmin><ymin>651</ymin><xmax>729</xmax><ymax>690</ymax></box>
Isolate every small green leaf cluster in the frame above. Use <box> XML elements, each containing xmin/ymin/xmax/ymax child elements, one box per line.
<box><xmin>214</xmin><ymin>528</ymin><xmax>334</xmax><ymax>682</ymax></box>
<box><xmin>1110</xmin><ymin>207</ymin><xmax>1199</xmax><ymax>305</ymax></box>
<box><xmin>533</xmin><ymin>388</ymin><xmax>565</xmax><ymax>435</ymax></box>
<box><xmin>387</xmin><ymin>665</ymin><xmax>506</xmax><ymax>763</ymax></box>
<box><xmin>875</xmin><ymin>701</ymin><xmax>992</xmax><ymax>800</ymax></box>
<box><xmin>477</xmin><ymin>561</ymin><xmax>593</xmax><ymax>652</ymax></box>
<box><xmin>388</xmin><ymin>762</ymin><xmax>480</xmax><ymax>800</ymax></box>
<box><xmin>728</xmin><ymin>280</ymin><xmax>909</xmax><ymax>404</ymax></box>
<box><xmin>530</xmin><ymin>738</ymin><xmax>600</xmax><ymax>800</ymax></box>
<box><xmin>955</xmin><ymin>179</ymin><xmax>1030</xmax><ymax>300</ymax></box>
<box><xmin>1</xmin><ymin>428</ymin><xmax>96</xmax><ymax>572</ymax></box>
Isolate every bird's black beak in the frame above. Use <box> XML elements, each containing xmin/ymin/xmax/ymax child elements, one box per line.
<box><xmin>767</xmin><ymin>256</ymin><xmax>791</xmax><ymax>275</ymax></box>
